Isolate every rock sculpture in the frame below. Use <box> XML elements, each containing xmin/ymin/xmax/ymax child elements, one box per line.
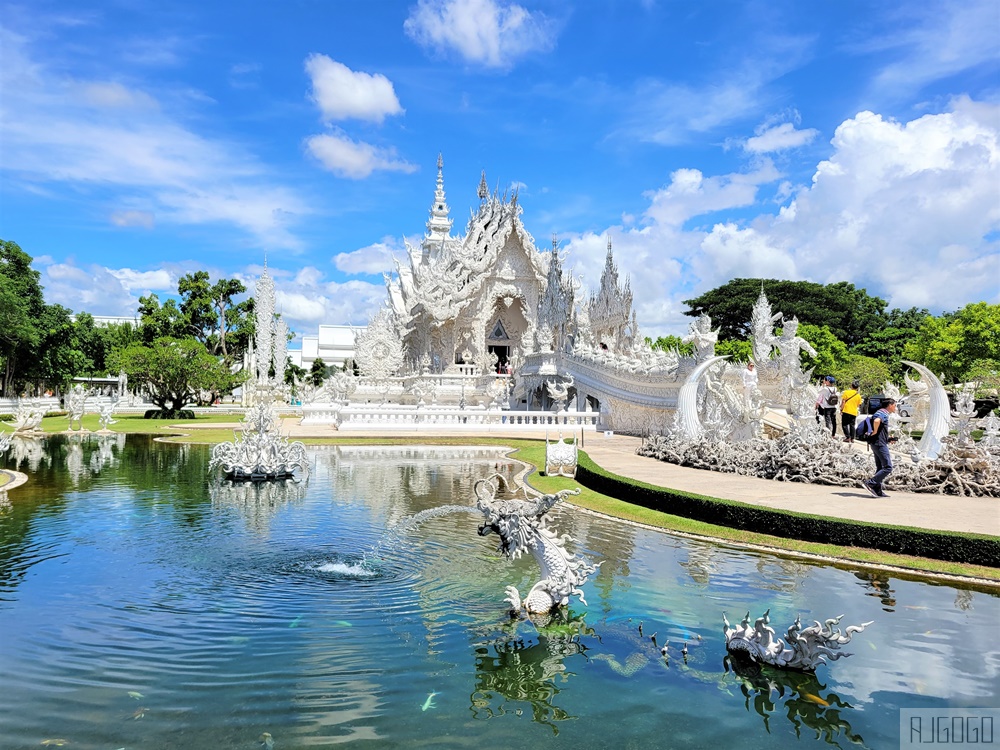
<box><xmin>723</xmin><ymin>610</ymin><xmax>873</xmax><ymax>672</ymax></box>
<box><xmin>474</xmin><ymin>474</ymin><xmax>599</xmax><ymax>615</ymax></box>
<box><xmin>209</xmin><ymin>401</ymin><xmax>308</xmax><ymax>480</ymax></box>
<box><xmin>544</xmin><ymin>433</ymin><xmax>578</xmax><ymax>478</ymax></box>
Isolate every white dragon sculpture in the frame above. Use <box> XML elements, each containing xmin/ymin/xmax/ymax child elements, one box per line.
<box><xmin>473</xmin><ymin>474</ymin><xmax>600</xmax><ymax>616</ymax></box>
<box><xmin>723</xmin><ymin>609</ymin><xmax>873</xmax><ymax>672</ymax></box>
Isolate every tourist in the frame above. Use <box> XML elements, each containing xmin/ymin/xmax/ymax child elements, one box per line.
<box><xmin>741</xmin><ymin>360</ymin><xmax>758</xmax><ymax>406</ymax></box>
<box><xmin>840</xmin><ymin>379</ymin><xmax>863</xmax><ymax>443</ymax></box>
<box><xmin>815</xmin><ymin>375</ymin><xmax>839</xmax><ymax>437</ymax></box>
<box><xmin>862</xmin><ymin>398</ymin><xmax>898</xmax><ymax>498</ymax></box>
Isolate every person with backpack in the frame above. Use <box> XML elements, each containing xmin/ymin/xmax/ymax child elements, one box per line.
<box><xmin>840</xmin><ymin>379</ymin><xmax>863</xmax><ymax>443</ymax></box>
<box><xmin>815</xmin><ymin>375</ymin><xmax>839</xmax><ymax>437</ymax></box>
<box><xmin>861</xmin><ymin>398</ymin><xmax>898</xmax><ymax>498</ymax></box>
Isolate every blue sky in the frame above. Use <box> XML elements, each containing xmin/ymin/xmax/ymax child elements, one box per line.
<box><xmin>1</xmin><ymin>0</ymin><xmax>998</xmax><ymax>342</ymax></box>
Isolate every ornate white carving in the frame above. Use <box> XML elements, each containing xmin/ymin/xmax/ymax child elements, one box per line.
<box><xmin>97</xmin><ymin>396</ymin><xmax>119</xmax><ymax>431</ymax></box>
<box><xmin>545</xmin><ymin>433</ymin><xmax>578</xmax><ymax>478</ymax></box>
<box><xmin>723</xmin><ymin>610</ymin><xmax>873</xmax><ymax>672</ymax></box>
<box><xmin>66</xmin><ymin>384</ymin><xmax>90</xmax><ymax>431</ymax></box>
<box><xmin>354</xmin><ymin>308</ymin><xmax>405</xmax><ymax>380</ymax></box>
<box><xmin>3</xmin><ymin>398</ymin><xmax>46</xmax><ymax>433</ymax></box>
<box><xmin>902</xmin><ymin>361</ymin><xmax>950</xmax><ymax>461</ymax></box>
<box><xmin>474</xmin><ymin>474</ymin><xmax>600</xmax><ymax>615</ymax></box>
<box><xmin>209</xmin><ymin>401</ymin><xmax>308</xmax><ymax>480</ymax></box>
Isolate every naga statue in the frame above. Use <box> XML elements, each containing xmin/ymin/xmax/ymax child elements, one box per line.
<box><xmin>723</xmin><ymin>609</ymin><xmax>873</xmax><ymax>672</ymax></box>
<box><xmin>474</xmin><ymin>474</ymin><xmax>600</xmax><ymax>616</ymax></box>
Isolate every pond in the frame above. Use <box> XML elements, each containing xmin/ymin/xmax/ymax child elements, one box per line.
<box><xmin>0</xmin><ymin>434</ymin><xmax>997</xmax><ymax>749</ymax></box>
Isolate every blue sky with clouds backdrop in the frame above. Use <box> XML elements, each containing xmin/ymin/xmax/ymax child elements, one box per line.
<box><xmin>1</xmin><ymin>0</ymin><xmax>998</xmax><ymax>342</ymax></box>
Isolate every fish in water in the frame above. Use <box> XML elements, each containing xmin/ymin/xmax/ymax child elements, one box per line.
<box><xmin>802</xmin><ymin>693</ymin><xmax>830</xmax><ymax>707</ymax></box>
<box><xmin>259</xmin><ymin>731</ymin><xmax>275</xmax><ymax>749</ymax></box>
<box><xmin>332</xmin><ymin>620</ymin><xmax>352</xmax><ymax>627</ymax></box>
<box><xmin>132</xmin><ymin>707</ymin><xmax>148</xmax><ymax>720</ymax></box>
<box><xmin>128</xmin><ymin>691</ymin><xmax>144</xmax><ymax>700</ymax></box>
<box><xmin>40</xmin><ymin>741</ymin><xmax>70</xmax><ymax>747</ymax></box>
<box><xmin>421</xmin><ymin>691</ymin><xmax>439</xmax><ymax>711</ymax></box>
<box><xmin>289</xmin><ymin>616</ymin><xmax>303</xmax><ymax>628</ymax></box>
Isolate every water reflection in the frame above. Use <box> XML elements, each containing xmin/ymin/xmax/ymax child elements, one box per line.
<box><xmin>854</xmin><ymin>572</ymin><xmax>897</xmax><ymax>611</ymax></box>
<box><xmin>472</xmin><ymin>613</ymin><xmax>593</xmax><ymax>734</ymax></box>
<box><xmin>209</xmin><ymin>477</ymin><xmax>308</xmax><ymax>534</ymax></box>
<box><xmin>724</xmin><ymin>656</ymin><xmax>867</xmax><ymax>749</ymax></box>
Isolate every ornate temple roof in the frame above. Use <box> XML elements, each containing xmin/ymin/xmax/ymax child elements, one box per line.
<box><xmin>387</xmin><ymin>160</ymin><xmax>549</xmax><ymax>327</ymax></box>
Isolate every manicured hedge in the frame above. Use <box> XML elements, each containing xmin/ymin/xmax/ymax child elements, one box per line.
<box><xmin>575</xmin><ymin>453</ymin><xmax>1000</xmax><ymax>568</ymax></box>
<box><xmin>143</xmin><ymin>409</ymin><xmax>196</xmax><ymax>420</ymax></box>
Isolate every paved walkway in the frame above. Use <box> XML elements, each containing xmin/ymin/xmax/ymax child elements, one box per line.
<box><xmin>270</xmin><ymin>422</ymin><xmax>999</xmax><ymax>538</ymax></box>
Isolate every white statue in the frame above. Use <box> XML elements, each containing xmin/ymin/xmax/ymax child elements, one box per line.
<box><xmin>97</xmin><ymin>397</ymin><xmax>119</xmax><ymax>431</ymax></box>
<box><xmin>682</xmin><ymin>314</ymin><xmax>719</xmax><ymax>363</ymax></box>
<box><xmin>66</xmin><ymin>384</ymin><xmax>89</xmax><ymax>431</ymax></box>
<box><xmin>545</xmin><ymin>432</ymin><xmax>578</xmax><ymax>478</ymax></box>
<box><xmin>474</xmin><ymin>474</ymin><xmax>599</xmax><ymax>615</ymax></box>
<box><xmin>209</xmin><ymin>401</ymin><xmax>308</xmax><ymax>480</ymax></box>
<box><xmin>724</xmin><ymin>609</ymin><xmax>873</xmax><ymax>672</ymax></box>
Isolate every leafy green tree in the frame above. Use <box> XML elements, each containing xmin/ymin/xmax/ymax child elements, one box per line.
<box><xmin>963</xmin><ymin>359</ymin><xmax>1000</xmax><ymax>397</ymax></box>
<box><xmin>796</xmin><ymin>323</ymin><xmax>849</xmax><ymax>379</ymax></box>
<box><xmin>177</xmin><ymin>271</ymin><xmax>249</xmax><ymax>358</ymax></box>
<box><xmin>28</xmin><ymin>304</ymin><xmax>92</xmax><ymax>392</ymax></box>
<box><xmin>646</xmin><ymin>334</ymin><xmax>693</xmax><ymax>355</ymax></box>
<box><xmin>309</xmin><ymin>358</ymin><xmax>328</xmax><ymax>387</ymax></box>
<box><xmin>715</xmin><ymin>339</ymin><xmax>752</xmax><ymax>363</ymax></box>
<box><xmin>0</xmin><ymin>239</ymin><xmax>46</xmax><ymax>395</ymax></box>
<box><xmin>285</xmin><ymin>360</ymin><xmax>307</xmax><ymax>388</ymax></box>
<box><xmin>904</xmin><ymin>303</ymin><xmax>1000</xmax><ymax>382</ymax></box>
<box><xmin>137</xmin><ymin>294</ymin><xmax>186</xmax><ymax>343</ymax></box>
<box><xmin>683</xmin><ymin>278</ymin><xmax>889</xmax><ymax>347</ymax></box>
<box><xmin>109</xmin><ymin>337</ymin><xmax>242</xmax><ymax>414</ymax></box>
<box><xmin>830</xmin><ymin>355</ymin><xmax>892</xmax><ymax>398</ymax></box>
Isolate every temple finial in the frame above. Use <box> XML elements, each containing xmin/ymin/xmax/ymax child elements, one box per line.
<box><xmin>552</xmin><ymin>232</ymin><xmax>558</xmax><ymax>251</ymax></box>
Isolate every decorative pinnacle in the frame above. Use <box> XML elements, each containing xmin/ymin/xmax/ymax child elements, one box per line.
<box><xmin>478</xmin><ymin>170</ymin><xmax>488</xmax><ymax>200</ymax></box>
<box><xmin>552</xmin><ymin>232</ymin><xmax>558</xmax><ymax>251</ymax></box>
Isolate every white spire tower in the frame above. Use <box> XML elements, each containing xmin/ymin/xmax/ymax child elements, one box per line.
<box><xmin>425</xmin><ymin>153</ymin><xmax>453</xmax><ymax>243</ymax></box>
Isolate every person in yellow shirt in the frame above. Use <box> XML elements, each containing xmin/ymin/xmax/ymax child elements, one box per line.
<box><xmin>840</xmin><ymin>379</ymin><xmax>863</xmax><ymax>443</ymax></box>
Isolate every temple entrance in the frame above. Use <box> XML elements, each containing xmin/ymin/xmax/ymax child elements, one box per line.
<box><xmin>488</xmin><ymin>344</ymin><xmax>510</xmax><ymax>372</ymax></box>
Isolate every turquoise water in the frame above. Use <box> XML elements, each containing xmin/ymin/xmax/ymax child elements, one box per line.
<box><xmin>0</xmin><ymin>434</ymin><xmax>997</xmax><ymax>749</ymax></box>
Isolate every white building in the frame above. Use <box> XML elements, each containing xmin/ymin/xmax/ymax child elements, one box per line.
<box><xmin>288</xmin><ymin>324</ymin><xmax>363</xmax><ymax>370</ymax></box>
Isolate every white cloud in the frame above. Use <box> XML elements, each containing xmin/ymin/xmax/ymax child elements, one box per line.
<box><xmin>40</xmin><ymin>262</ymin><xmax>150</xmax><ymax>316</ymax></box>
<box><xmin>107</xmin><ymin>268</ymin><xmax>175</xmax><ymax>293</ymax></box>
<box><xmin>404</xmin><ymin>0</ymin><xmax>557</xmax><ymax>69</ymax></box>
<box><xmin>643</xmin><ymin>161</ymin><xmax>780</xmax><ymax>228</ymax></box>
<box><xmin>305</xmin><ymin>132</ymin><xmax>417</xmax><ymax>179</ymax></box>
<box><xmin>110</xmin><ymin>209</ymin><xmax>155</xmax><ymax>228</ymax></box>
<box><xmin>0</xmin><ymin>28</ymin><xmax>309</xmax><ymax>250</ymax></box>
<box><xmin>745</xmin><ymin>122</ymin><xmax>819</xmax><ymax>153</ymax></box>
<box><xmin>263</xmin><ymin>266</ymin><xmax>387</xmax><ymax>336</ymax></box>
<box><xmin>305</xmin><ymin>54</ymin><xmax>403</xmax><ymax>124</ymax></box>
<box><xmin>869</xmin><ymin>0</ymin><xmax>1000</xmax><ymax>97</ymax></box>
<box><xmin>334</xmin><ymin>236</ymin><xmax>402</xmax><ymax>276</ymax></box>
<box><xmin>565</xmin><ymin>99</ymin><xmax>999</xmax><ymax>337</ymax></box>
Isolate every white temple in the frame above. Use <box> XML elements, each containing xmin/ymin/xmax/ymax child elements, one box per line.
<box><xmin>292</xmin><ymin>156</ymin><xmax>819</xmax><ymax>434</ymax></box>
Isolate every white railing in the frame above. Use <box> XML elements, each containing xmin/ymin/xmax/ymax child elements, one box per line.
<box><xmin>301</xmin><ymin>403</ymin><xmax>598</xmax><ymax>431</ymax></box>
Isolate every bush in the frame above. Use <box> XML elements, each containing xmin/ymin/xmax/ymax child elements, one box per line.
<box><xmin>575</xmin><ymin>454</ymin><xmax>1000</xmax><ymax>567</ymax></box>
<box><xmin>143</xmin><ymin>409</ymin><xmax>196</xmax><ymax>420</ymax></box>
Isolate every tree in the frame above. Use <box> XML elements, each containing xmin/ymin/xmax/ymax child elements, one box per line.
<box><xmin>796</xmin><ymin>323</ymin><xmax>849</xmax><ymax>380</ymax></box>
<box><xmin>683</xmin><ymin>278</ymin><xmax>889</xmax><ymax>347</ymax></box>
<box><xmin>646</xmin><ymin>335</ymin><xmax>693</xmax><ymax>355</ymax></box>
<box><xmin>309</xmin><ymin>358</ymin><xmax>328</xmax><ymax>387</ymax></box>
<box><xmin>904</xmin><ymin>303</ymin><xmax>1000</xmax><ymax>382</ymax></box>
<box><xmin>0</xmin><ymin>239</ymin><xmax>46</xmax><ymax>395</ymax></box>
<box><xmin>177</xmin><ymin>271</ymin><xmax>249</xmax><ymax>358</ymax></box>
<box><xmin>138</xmin><ymin>294</ymin><xmax>186</xmax><ymax>343</ymax></box>
<box><xmin>109</xmin><ymin>337</ymin><xmax>242</xmax><ymax>414</ymax></box>
<box><xmin>715</xmin><ymin>339</ymin><xmax>752</xmax><ymax>363</ymax></box>
<box><xmin>830</xmin><ymin>355</ymin><xmax>892</xmax><ymax>398</ymax></box>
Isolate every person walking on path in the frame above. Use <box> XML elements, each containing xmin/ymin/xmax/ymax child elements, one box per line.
<box><xmin>741</xmin><ymin>360</ymin><xmax>759</xmax><ymax>408</ymax></box>
<box><xmin>840</xmin><ymin>379</ymin><xmax>863</xmax><ymax>442</ymax></box>
<box><xmin>816</xmin><ymin>375</ymin><xmax>839</xmax><ymax>437</ymax></box>
<box><xmin>862</xmin><ymin>398</ymin><xmax>898</xmax><ymax>498</ymax></box>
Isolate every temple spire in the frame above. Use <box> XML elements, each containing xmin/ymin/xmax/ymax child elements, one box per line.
<box><xmin>477</xmin><ymin>170</ymin><xmax>488</xmax><ymax>200</ymax></box>
<box><xmin>425</xmin><ymin>152</ymin><xmax>453</xmax><ymax>241</ymax></box>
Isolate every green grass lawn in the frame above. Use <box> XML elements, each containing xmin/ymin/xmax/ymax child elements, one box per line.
<box><xmin>4</xmin><ymin>416</ymin><xmax>998</xmax><ymax>583</ymax></box>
